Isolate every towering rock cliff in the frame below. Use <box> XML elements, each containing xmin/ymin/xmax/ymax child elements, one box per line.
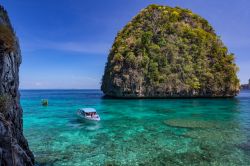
<box><xmin>102</xmin><ymin>4</ymin><xmax>240</xmax><ymax>98</ymax></box>
<box><xmin>0</xmin><ymin>5</ymin><xmax>34</xmax><ymax>165</ymax></box>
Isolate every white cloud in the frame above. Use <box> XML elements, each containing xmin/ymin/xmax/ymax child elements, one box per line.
<box><xmin>34</xmin><ymin>82</ymin><xmax>43</xmax><ymax>86</ymax></box>
<box><xmin>49</xmin><ymin>41</ymin><xmax>110</xmax><ymax>54</ymax></box>
<box><xmin>20</xmin><ymin>75</ymin><xmax>100</xmax><ymax>89</ymax></box>
<box><xmin>21</xmin><ymin>39</ymin><xmax>111</xmax><ymax>54</ymax></box>
<box><xmin>70</xmin><ymin>75</ymin><xmax>98</xmax><ymax>81</ymax></box>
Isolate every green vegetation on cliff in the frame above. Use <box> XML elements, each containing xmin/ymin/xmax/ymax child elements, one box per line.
<box><xmin>102</xmin><ymin>4</ymin><xmax>240</xmax><ymax>98</ymax></box>
<box><xmin>0</xmin><ymin>6</ymin><xmax>15</xmax><ymax>53</ymax></box>
<box><xmin>0</xmin><ymin>25</ymin><xmax>15</xmax><ymax>52</ymax></box>
<box><xmin>0</xmin><ymin>95</ymin><xmax>10</xmax><ymax>115</ymax></box>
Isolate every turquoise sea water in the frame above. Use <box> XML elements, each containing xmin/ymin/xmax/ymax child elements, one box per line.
<box><xmin>21</xmin><ymin>90</ymin><xmax>250</xmax><ymax>166</ymax></box>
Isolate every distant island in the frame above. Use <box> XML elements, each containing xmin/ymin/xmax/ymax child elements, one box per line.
<box><xmin>241</xmin><ymin>79</ymin><xmax>250</xmax><ymax>90</ymax></box>
<box><xmin>101</xmin><ymin>4</ymin><xmax>240</xmax><ymax>98</ymax></box>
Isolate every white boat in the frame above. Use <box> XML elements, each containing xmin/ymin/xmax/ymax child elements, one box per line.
<box><xmin>77</xmin><ymin>108</ymin><xmax>101</xmax><ymax>121</ymax></box>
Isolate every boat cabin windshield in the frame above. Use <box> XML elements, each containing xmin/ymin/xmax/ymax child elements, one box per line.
<box><xmin>85</xmin><ymin>112</ymin><xmax>96</xmax><ymax>116</ymax></box>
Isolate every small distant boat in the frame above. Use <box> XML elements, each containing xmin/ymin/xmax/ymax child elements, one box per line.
<box><xmin>41</xmin><ymin>99</ymin><xmax>48</xmax><ymax>106</ymax></box>
<box><xmin>77</xmin><ymin>108</ymin><xmax>100</xmax><ymax>121</ymax></box>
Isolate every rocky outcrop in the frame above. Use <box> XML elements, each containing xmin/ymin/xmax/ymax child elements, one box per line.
<box><xmin>241</xmin><ymin>79</ymin><xmax>250</xmax><ymax>90</ymax></box>
<box><xmin>102</xmin><ymin>4</ymin><xmax>240</xmax><ymax>98</ymax></box>
<box><xmin>0</xmin><ymin>5</ymin><xmax>34</xmax><ymax>165</ymax></box>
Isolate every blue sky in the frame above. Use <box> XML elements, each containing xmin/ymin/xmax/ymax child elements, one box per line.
<box><xmin>1</xmin><ymin>0</ymin><xmax>250</xmax><ymax>89</ymax></box>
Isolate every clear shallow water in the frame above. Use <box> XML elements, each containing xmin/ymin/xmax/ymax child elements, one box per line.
<box><xmin>21</xmin><ymin>90</ymin><xmax>250</xmax><ymax>166</ymax></box>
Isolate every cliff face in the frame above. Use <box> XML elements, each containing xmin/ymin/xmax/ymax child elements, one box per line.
<box><xmin>102</xmin><ymin>4</ymin><xmax>240</xmax><ymax>98</ymax></box>
<box><xmin>0</xmin><ymin>5</ymin><xmax>34</xmax><ymax>165</ymax></box>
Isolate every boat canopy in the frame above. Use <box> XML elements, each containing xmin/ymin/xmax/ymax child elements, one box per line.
<box><xmin>80</xmin><ymin>108</ymin><xmax>97</xmax><ymax>113</ymax></box>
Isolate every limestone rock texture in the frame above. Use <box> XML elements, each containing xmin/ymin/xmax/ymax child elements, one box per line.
<box><xmin>0</xmin><ymin>5</ymin><xmax>34</xmax><ymax>165</ymax></box>
<box><xmin>101</xmin><ymin>4</ymin><xmax>240</xmax><ymax>98</ymax></box>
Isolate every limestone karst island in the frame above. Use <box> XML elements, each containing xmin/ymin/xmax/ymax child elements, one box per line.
<box><xmin>1</xmin><ymin>1</ymin><xmax>250</xmax><ymax>166</ymax></box>
<box><xmin>102</xmin><ymin>5</ymin><xmax>240</xmax><ymax>98</ymax></box>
